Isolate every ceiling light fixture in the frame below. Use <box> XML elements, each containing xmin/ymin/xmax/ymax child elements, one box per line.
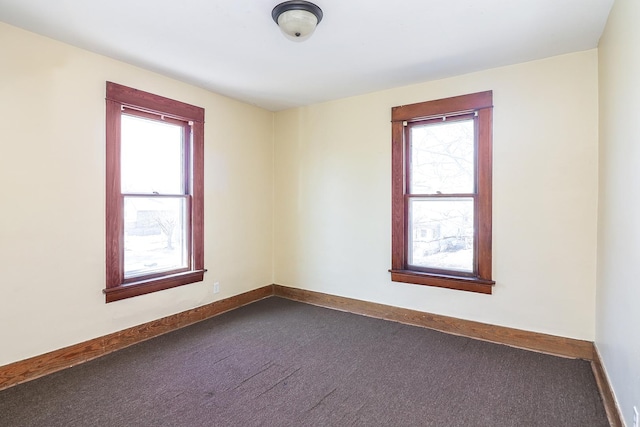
<box><xmin>272</xmin><ymin>1</ymin><xmax>323</xmax><ymax>42</ymax></box>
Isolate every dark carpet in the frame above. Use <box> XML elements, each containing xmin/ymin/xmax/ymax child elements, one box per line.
<box><xmin>0</xmin><ymin>297</ymin><xmax>608</xmax><ymax>426</ymax></box>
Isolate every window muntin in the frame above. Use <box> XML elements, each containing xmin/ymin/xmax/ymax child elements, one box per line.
<box><xmin>105</xmin><ymin>82</ymin><xmax>205</xmax><ymax>303</ymax></box>
<box><xmin>390</xmin><ymin>91</ymin><xmax>494</xmax><ymax>294</ymax></box>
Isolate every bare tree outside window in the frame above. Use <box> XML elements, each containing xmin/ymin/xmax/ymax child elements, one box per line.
<box><xmin>155</xmin><ymin>213</ymin><xmax>177</xmax><ymax>250</ymax></box>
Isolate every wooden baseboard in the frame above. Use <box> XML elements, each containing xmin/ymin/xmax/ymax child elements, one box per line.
<box><xmin>0</xmin><ymin>285</ymin><xmax>273</xmax><ymax>391</ymax></box>
<box><xmin>273</xmin><ymin>284</ymin><xmax>595</xmax><ymax>361</ymax></box>
<box><xmin>592</xmin><ymin>346</ymin><xmax>624</xmax><ymax>427</ymax></box>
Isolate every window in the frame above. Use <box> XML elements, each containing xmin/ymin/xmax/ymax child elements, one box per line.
<box><xmin>105</xmin><ymin>82</ymin><xmax>205</xmax><ymax>302</ymax></box>
<box><xmin>390</xmin><ymin>91</ymin><xmax>494</xmax><ymax>294</ymax></box>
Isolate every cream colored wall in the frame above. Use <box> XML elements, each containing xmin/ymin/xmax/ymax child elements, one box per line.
<box><xmin>0</xmin><ymin>22</ymin><xmax>274</xmax><ymax>366</ymax></box>
<box><xmin>0</xmin><ymin>18</ymin><xmax>602</xmax><ymax>369</ymax></box>
<box><xmin>597</xmin><ymin>0</ymin><xmax>640</xmax><ymax>424</ymax></box>
<box><xmin>274</xmin><ymin>50</ymin><xmax>599</xmax><ymax>340</ymax></box>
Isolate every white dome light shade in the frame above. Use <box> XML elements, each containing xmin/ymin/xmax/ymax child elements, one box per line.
<box><xmin>272</xmin><ymin>1</ymin><xmax>323</xmax><ymax>42</ymax></box>
<box><xmin>278</xmin><ymin>9</ymin><xmax>318</xmax><ymax>41</ymax></box>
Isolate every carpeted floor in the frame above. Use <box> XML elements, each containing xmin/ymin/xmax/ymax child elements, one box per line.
<box><xmin>0</xmin><ymin>297</ymin><xmax>608</xmax><ymax>426</ymax></box>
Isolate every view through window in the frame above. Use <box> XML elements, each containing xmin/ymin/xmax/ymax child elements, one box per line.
<box><xmin>407</xmin><ymin>117</ymin><xmax>475</xmax><ymax>273</ymax></box>
<box><xmin>121</xmin><ymin>114</ymin><xmax>189</xmax><ymax>278</ymax></box>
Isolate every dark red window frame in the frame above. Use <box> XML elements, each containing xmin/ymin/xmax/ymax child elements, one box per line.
<box><xmin>390</xmin><ymin>91</ymin><xmax>495</xmax><ymax>294</ymax></box>
<box><xmin>105</xmin><ymin>82</ymin><xmax>205</xmax><ymax>303</ymax></box>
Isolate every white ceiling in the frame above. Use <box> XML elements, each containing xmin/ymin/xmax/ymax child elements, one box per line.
<box><xmin>0</xmin><ymin>0</ymin><xmax>614</xmax><ymax>111</ymax></box>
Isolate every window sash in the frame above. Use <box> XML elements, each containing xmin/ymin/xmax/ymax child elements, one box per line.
<box><xmin>405</xmin><ymin>114</ymin><xmax>477</xmax><ymax>197</ymax></box>
<box><xmin>406</xmin><ymin>195</ymin><xmax>477</xmax><ymax>276</ymax></box>
<box><xmin>122</xmin><ymin>194</ymin><xmax>192</xmax><ymax>281</ymax></box>
<box><xmin>120</xmin><ymin>108</ymin><xmax>191</xmax><ymax>197</ymax></box>
<box><xmin>119</xmin><ymin>109</ymin><xmax>193</xmax><ymax>284</ymax></box>
<box><xmin>404</xmin><ymin>114</ymin><xmax>478</xmax><ymax>277</ymax></box>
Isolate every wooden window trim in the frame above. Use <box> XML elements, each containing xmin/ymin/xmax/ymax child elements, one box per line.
<box><xmin>105</xmin><ymin>82</ymin><xmax>205</xmax><ymax>303</ymax></box>
<box><xmin>390</xmin><ymin>91</ymin><xmax>495</xmax><ymax>294</ymax></box>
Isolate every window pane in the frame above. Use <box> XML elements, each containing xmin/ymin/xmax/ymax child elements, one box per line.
<box><xmin>408</xmin><ymin>198</ymin><xmax>474</xmax><ymax>273</ymax></box>
<box><xmin>410</xmin><ymin>119</ymin><xmax>474</xmax><ymax>194</ymax></box>
<box><xmin>121</xmin><ymin>114</ymin><xmax>184</xmax><ymax>194</ymax></box>
<box><xmin>124</xmin><ymin>197</ymin><xmax>188</xmax><ymax>278</ymax></box>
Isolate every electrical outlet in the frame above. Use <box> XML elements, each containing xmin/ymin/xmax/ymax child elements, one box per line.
<box><xmin>213</xmin><ymin>281</ymin><xmax>220</xmax><ymax>294</ymax></box>
<box><xmin>633</xmin><ymin>406</ymin><xmax>638</xmax><ymax>427</ymax></box>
